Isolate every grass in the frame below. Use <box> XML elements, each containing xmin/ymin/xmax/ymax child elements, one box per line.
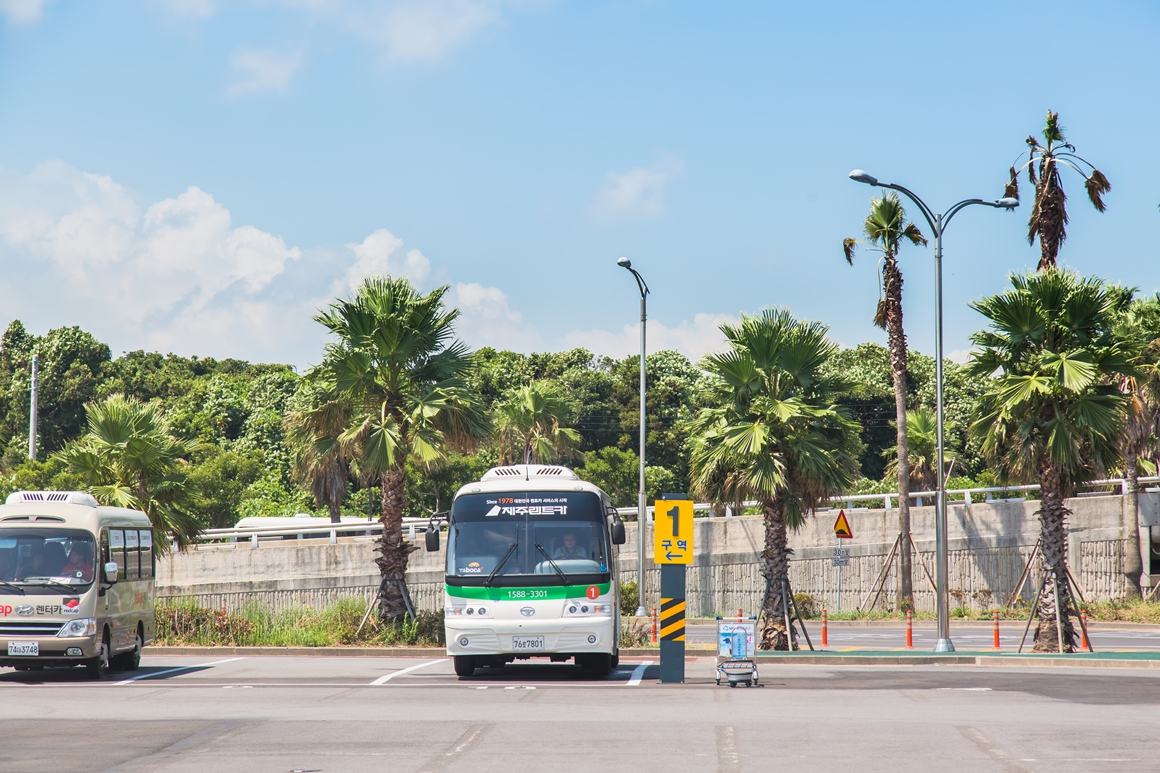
<box><xmin>155</xmin><ymin>597</ymin><xmax>445</xmax><ymax>647</ymax></box>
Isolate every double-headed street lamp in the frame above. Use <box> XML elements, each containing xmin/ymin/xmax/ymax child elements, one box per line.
<box><xmin>618</xmin><ymin>257</ymin><xmax>650</xmax><ymax>617</ymax></box>
<box><xmin>849</xmin><ymin>170</ymin><xmax>1018</xmax><ymax>652</ymax></box>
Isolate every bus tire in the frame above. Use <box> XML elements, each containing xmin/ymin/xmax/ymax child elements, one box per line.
<box><xmin>115</xmin><ymin>629</ymin><xmax>143</xmax><ymax>672</ymax></box>
<box><xmin>583</xmin><ymin>654</ymin><xmax>612</xmax><ymax>677</ymax></box>
<box><xmin>86</xmin><ymin>633</ymin><xmax>110</xmax><ymax>679</ymax></box>
<box><xmin>453</xmin><ymin>656</ymin><xmax>476</xmax><ymax>677</ymax></box>
<box><xmin>611</xmin><ymin>653</ymin><xmax>619</xmax><ymax>668</ymax></box>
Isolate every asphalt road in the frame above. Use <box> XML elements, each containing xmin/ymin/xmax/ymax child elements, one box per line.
<box><xmin>686</xmin><ymin>621</ymin><xmax>1160</xmax><ymax>651</ymax></box>
<box><xmin>4</xmin><ymin>654</ymin><xmax>1160</xmax><ymax>772</ymax></box>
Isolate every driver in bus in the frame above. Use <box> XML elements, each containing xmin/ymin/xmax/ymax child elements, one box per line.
<box><xmin>61</xmin><ymin>543</ymin><xmax>94</xmax><ymax>582</ymax></box>
<box><xmin>554</xmin><ymin>531</ymin><xmax>586</xmax><ymax>560</ymax></box>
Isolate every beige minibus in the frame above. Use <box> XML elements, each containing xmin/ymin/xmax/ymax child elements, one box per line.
<box><xmin>0</xmin><ymin>491</ymin><xmax>156</xmax><ymax>678</ymax></box>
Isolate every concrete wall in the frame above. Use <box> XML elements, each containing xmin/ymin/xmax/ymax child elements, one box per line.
<box><xmin>157</xmin><ymin>492</ymin><xmax>1160</xmax><ymax>616</ymax></box>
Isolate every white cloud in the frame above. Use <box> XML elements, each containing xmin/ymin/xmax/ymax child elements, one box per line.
<box><xmin>946</xmin><ymin>349</ymin><xmax>974</xmax><ymax>365</ymax></box>
<box><xmin>347</xmin><ymin>0</ymin><xmax>502</xmax><ymax>63</ymax></box>
<box><xmin>0</xmin><ymin>0</ymin><xmax>51</xmax><ymax>23</ymax></box>
<box><xmin>562</xmin><ymin>312</ymin><xmax>736</xmax><ymax>362</ymax></box>
<box><xmin>449</xmin><ymin>282</ymin><xmax>542</xmax><ymax>351</ymax></box>
<box><xmin>0</xmin><ymin>161</ymin><xmax>304</xmax><ymax>360</ymax></box>
<box><xmin>594</xmin><ymin>154</ymin><xmax>685</xmax><ymax>221</ymax></box>
<box><xmin>227</xmin><ymin>48</ymin><xmax>304</xmax><ymax>98</ymax></box>
<box><xmin>334</xmin><ymin>228</ymin><xmax>431</xmax><ymax>297</ymax></box>
<box><xmin>156</xmin><ymin>0</ymin><xmax>215</xmax><ymax>17</ymax></box>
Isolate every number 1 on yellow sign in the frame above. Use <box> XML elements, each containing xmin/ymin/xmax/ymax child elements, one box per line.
<box><xmin>653</xmin><ymin>499</ymin><xmax>694</xmax><ymax>564</ymax></box>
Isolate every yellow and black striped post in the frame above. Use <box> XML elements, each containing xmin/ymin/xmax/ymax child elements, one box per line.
<box><xmin>659</xmin><ymin>564</ymin><xmax>686</xmax><ymax>682</ymax></box>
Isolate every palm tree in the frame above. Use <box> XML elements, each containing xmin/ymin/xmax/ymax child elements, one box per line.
<box><xmin>844</xmin><ymin>191</ymin><xmax>927</xmax><ymax>610</ymax></box>
<box><xmin>59</xmin><ymin>394</ymin><xmax>202</xmax><ymax>548</ymax></box>
<box><xmin>285</xmin><ymin>391</ymin><xmax>353</xmax><ymax>524</ymax></box>
<box><xmin>494</xmin><ymin>381</ymin><xmax>583</xmax><ymax>465</ymax></box>
<box><xmin>688</xmin><ymin>310</ymin><xmax>860</xmax><ymax>650</ymax></box>
<box><xmin>969</xmin><ymin>270</ymin><xmax>1135</xmax><ymax>651</ymax></box>
<box><xmin>1113</xmin><ymin>294</ymin><xmax>1160</xmax><ymax>598</ymax></box>
<box><xmin>1003</xmin><ymin>110</ymin><xmax>1111</xmax><ymax>271</ymax></box>
<box><xmin>883</xmin><ymin>407</ymin><xmax>956</xmax><ymax>495</ymax></box>
<box><xmin>313</xmin><ymin>276</ymin><xmax>489</xmax><ymax>621</ymax></box>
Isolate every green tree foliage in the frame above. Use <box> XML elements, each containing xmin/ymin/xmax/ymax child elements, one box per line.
<box><xmin>58</xmin><ymin>395</ymin><xmax>203</xmax><ymax>547</ymax></box>
<box><xmin>575</xmin><ymin>446</ymin><xmax>677</xmax><ymax>508</ymax></box>
<box><xmin>494</xmin><ymin>381</ymin><xmax>583</xmax><ymax>465</ymax></box>
<box><xmin>612</xmin><ymin>350</ymin><xmax>702</xmax><ymax>487</ymax></box>
<box><xmin>0</xmin><ymin>321</ymin><xmax>111</xmax><ymax>462</ymax></box>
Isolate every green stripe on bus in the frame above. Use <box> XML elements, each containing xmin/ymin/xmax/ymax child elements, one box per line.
<box><xmin>446</xmin><ymin>583</ymin><xmax>611</xmax><ymax>601</ymax></box>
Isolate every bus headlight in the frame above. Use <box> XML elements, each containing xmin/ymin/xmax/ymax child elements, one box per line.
<box><xmin>564</xmin><ymin>602</ymin><xmax>612</xmax><ymax>616</ymax></box>
<box><xmin>57</xmin><ymin>618</ymin><xmax>96</xmax><ymax>638</ymax></box>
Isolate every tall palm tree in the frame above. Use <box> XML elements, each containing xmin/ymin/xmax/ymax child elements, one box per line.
<box><xmin>844</xmin><ymin>191</ymin><xmax>927</xmax><ymax>610</ymax></box>
<box><xmin>494</xmin><ymin>381</ymin><xmax>583</xmax><ymax>465</ymax></box>
<box><xmin>1003</xmin><ymin>110</ymin><xmax>1111</xmax><ymax>271</ymax></box>
<box><xmin>59</xmin><ymin>394</ymin><xmax>202</xmax><ymax>548</ymax></box>
<box><xmin>689</xmin><ymin>310</ymin><xmax>860</xmax><ymax>650</ymax></box>
<box><xmin>883</xmin><ymin>407</ymin><xmax>956</xmax><ymax>495</ymax></box>
<box><xmin>285</xmin><ymin>391</ymin><xmax>352</xmax><ymax>524</ymax></box>
<box><xmin>313</xmin><ymin>276</ymin><xmax>490</xmax><ymax>621</ymax></box>
<box><xmin>969</xmin><ymin>270</ymin><xmax>1135</xmax><ymax>651</ymax></box>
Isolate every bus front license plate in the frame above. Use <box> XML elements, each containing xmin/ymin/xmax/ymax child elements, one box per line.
<box><xmin>8</xmin><ymin>642</ymin><xmax>38</xmax><ymax>656</ymax></box>
<box><xmin>512</xmin><ymin>636</ymin><xmax>544</xmax><ymax>651</ymax></box>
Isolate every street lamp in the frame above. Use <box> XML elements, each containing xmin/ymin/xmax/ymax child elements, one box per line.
<box><xmin>848</xmin><ymin>170</ymin><xmax>1017</xmax><ymax>652</ymax></box>
<box><xmin>618</xmin><ymin>256</ymin><xmax>650</xmax><ymax>617</ymax></box>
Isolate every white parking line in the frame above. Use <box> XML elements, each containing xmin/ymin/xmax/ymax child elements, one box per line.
<box><xmin>370</xmin><ymin>658</ymin><xmax>449</xmax><ymax>685</ymax></box>
<box><xmin>626</xmin><ymin>661</ymin><xmax>652</xmax><ymax>686</ymax></box>
<box><xmin>116</xmin><ymin>657</ymin><xmax>245</xmax><ymax>684</ymax></box>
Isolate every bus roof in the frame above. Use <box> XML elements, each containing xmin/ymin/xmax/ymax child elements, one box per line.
<box><xmin>453</xmin><ymin>465</ymin><xmax>610</xmax><ymax>501</ymax></box>
<box><xmin>0</xmin><ymin>491</ymin><xmax>152</xmax><ymax>531</ymax></box>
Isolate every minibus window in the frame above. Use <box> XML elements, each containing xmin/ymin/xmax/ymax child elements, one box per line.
<box><xmin>139</xmin><ymin>530</ymin><xmax>154</xmax><ymax>579</ymax></box>
<box><xmin>124</xmin><ymin>529</ymin><xmax>140</xmax><ymax>580</ymax></box>
<box><xmin>109</xmin><ymin>529</ymin><xmax>125</xmax><ymax>577</ymax></box>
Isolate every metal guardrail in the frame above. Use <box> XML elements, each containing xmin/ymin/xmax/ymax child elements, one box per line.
<box><xmin>185</xmin><ymin>476</ymin><xmax>1160</xmax><ymax>546</ymax></box>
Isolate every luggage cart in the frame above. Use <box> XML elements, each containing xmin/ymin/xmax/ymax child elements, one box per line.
<box><xmin>715</xmin><ymin>617</ymin><xmax>759</xmax><ymax>687</ymax></box>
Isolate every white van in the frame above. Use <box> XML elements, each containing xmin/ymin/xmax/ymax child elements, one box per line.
<box><xmin>0</xmin><ymin>491</ymin><xmax>156</xmax><ymax>678</ymax></box>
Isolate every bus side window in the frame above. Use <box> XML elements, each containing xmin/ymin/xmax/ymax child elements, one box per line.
<box><xmin>124</xmin><ymin>529</ymin><xmax>140</xmax><ymax>581</ymax></box>
<box><xmin>139</xmin><ymin>531</ymin><xmax>154</xmax><ymax>579</ymax></box>
<box><xmin>109</xmin><ymin>530</ymin><xmax>125</xmax><ymax>577</ymax></box>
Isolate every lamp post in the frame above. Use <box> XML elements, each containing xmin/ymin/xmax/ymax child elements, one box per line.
<box><xmin>618</xmin><ymin>257</ymin><xmax>650</xmax><ymax>617</ymax></box>
<box><xmin>849</xmin><ymin>170</ymin><xmax>1017</xmax><ymax>652</ymax></box>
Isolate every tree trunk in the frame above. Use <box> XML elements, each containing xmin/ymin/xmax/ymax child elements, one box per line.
<box><xmin>883</xmin><ymin>258</ymin><xmax>913</xmax><ymax>611</ymax></box>
<box><xmin>328</xmin><ymin>499</ymin><xmax>341</xmax><ymax>524</ymax></box>
<box><xmin>1033</xmin><ymin>462</ymin><xmax>1076</xmax><ymax>652</ymax></box>
<box><xmin>1122</xmin><ymin>451</ymin><xmax>1143</xmax><ymax>599</ymax></box>
<box><xmin>758</xmin><ymin>496</ymin><xmax>795</xmax><ymax>651</ymax></box>
<box><xmin>376</xmin><ymin>465</ymin><xmax>416</xmax><ymax>621</ymax></box>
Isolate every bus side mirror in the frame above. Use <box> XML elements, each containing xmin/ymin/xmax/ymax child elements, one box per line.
<box><xmin>103</xmin><ymin>562</ymin><xmax>119</xmax><ymax>583</ymax></box>
<box><xmin>611</xmin><ymin>520</ymin><xmax>626</xmax><ymax>545</ymax></box>
<box><xmin>425</xmin><ymin>528</ymin><xmax>440</xmax><ymax>552</ymax></box>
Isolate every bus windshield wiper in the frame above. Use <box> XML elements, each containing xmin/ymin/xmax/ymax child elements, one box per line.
<box><xmin>534</xmin><ymin>544</ymin><xmax>570</xmax><ymax>585</ymax></box>
<box><xmin>20</xmin><ymin>578</ymin><xmax>80</xmax><ymax>592</ymax></box>
<box><xmin>0</xmin><ymin>579</ymin><xmax>25</xmax><ymax>594</ymax></box>
<box><xmin>485</xmin><ymin>543</ymin><xmax>518</xmax><ymax>587</ymax></box>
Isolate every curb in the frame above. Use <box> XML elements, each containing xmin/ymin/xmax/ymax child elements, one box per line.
<box><xmin>147</xmin><ymin>646</ymin><xmax>447</xmax><ymax>657</ymax></box>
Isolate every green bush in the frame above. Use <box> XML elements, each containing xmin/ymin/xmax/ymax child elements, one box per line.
<box><xmin>619</xmin><ymin>581</ymin><xmax>639</xmax><ymax>616</ymax></box>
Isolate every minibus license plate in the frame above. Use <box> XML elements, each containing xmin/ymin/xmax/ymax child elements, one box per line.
<box><xmin>8</xmin><ymin>642</ymin><xmax>38</xmax><ymax>656</ymax></box>
<box><xmin>512</xmin><ymin>636</ymin><xmax>544</xmax><ymax>651</ymax></box>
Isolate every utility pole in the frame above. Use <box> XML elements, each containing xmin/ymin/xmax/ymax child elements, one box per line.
<box><xmin>28</xmin><ymin>353</ymin><xmax>39</xmax><ymax>461</ymax></box>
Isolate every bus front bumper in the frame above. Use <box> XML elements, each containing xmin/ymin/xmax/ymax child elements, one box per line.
<box><xmin>447</xmin><ymin>617</ymin><xmax>616</xmax><ymax>657</ymax></box>
<box><xmin>0</xmin><ymin>635</ymin><xmax>97</xmax><ymax>666</ymax></box>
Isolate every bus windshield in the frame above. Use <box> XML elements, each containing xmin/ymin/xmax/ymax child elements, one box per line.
<box><xmin>447</xmin><ymin>492</ymin><xmax>610</xmax><ymax>586</ymax></box>
<box><xmin>0</xmin><ymin>529</ymin><xmax>97</xmax><ymax>588</ymax></box>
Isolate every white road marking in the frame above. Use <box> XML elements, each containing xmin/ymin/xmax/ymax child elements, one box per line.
<box><xmin>370</xmin><ymin>658</ymin><xmax>448</xmax><ymax>685</ymax></box>
<box><xmin>626</xmin><ymin>661</ymin><xmax>652</xmax><ymax>686</ymax></box>
<box><xmin>116</xmin><ymin>657</ymin><xmax>245</xmax><ymax>684</ymax></box>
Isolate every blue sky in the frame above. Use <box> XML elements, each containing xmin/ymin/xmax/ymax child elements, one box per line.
<box><xmin>1</xmin><ymin>0</ymin><xmax>1157</xmax><ymax>369</ymax></box>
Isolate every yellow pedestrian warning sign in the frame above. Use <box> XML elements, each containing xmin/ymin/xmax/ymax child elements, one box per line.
<box><xmin>833</xmin><ymin>509</ymin><xmax>853</xmax><ymax>539</ymax></box>
<box><xmin>654</xmin><ymin>499</ymin><xmax>694</xmax><ymax>564</ymax></box>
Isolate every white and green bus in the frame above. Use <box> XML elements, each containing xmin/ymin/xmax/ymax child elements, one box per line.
<box><xmin>427</xmin><ymin>465</ymin><xmax>627</xmax><ymax>677</ymax></box>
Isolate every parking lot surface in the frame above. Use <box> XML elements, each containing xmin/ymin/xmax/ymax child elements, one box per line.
<box><xmin>4</xmin><ymin>653</ymin><xmax>1160</xmax><ymax>772</ymax></box>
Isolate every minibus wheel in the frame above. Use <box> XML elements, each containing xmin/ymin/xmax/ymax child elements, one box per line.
<box><xmin>580</xmin><ymin>654</ymin><xmax>612</xmax><ymax>677</ymax></box>
<box><xmin>453</xmin><ymin>656</ymin><xmax>476</xmax><ymax>677</ymax></box>
<box><xmin>115</xmin><ymin>630</ymin><xmax>142</xmax><ymax>672</ymax></box>
<box><xmin>86</xmin><ymin>633</ymin><xmax>110</xmax><ymax>679</ymax></box>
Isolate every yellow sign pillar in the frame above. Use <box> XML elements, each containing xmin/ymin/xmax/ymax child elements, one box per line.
<box><xmin>653</xmin><ymin>499</ymin><xmax>694</xmax><ymax>564</ymax></box>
